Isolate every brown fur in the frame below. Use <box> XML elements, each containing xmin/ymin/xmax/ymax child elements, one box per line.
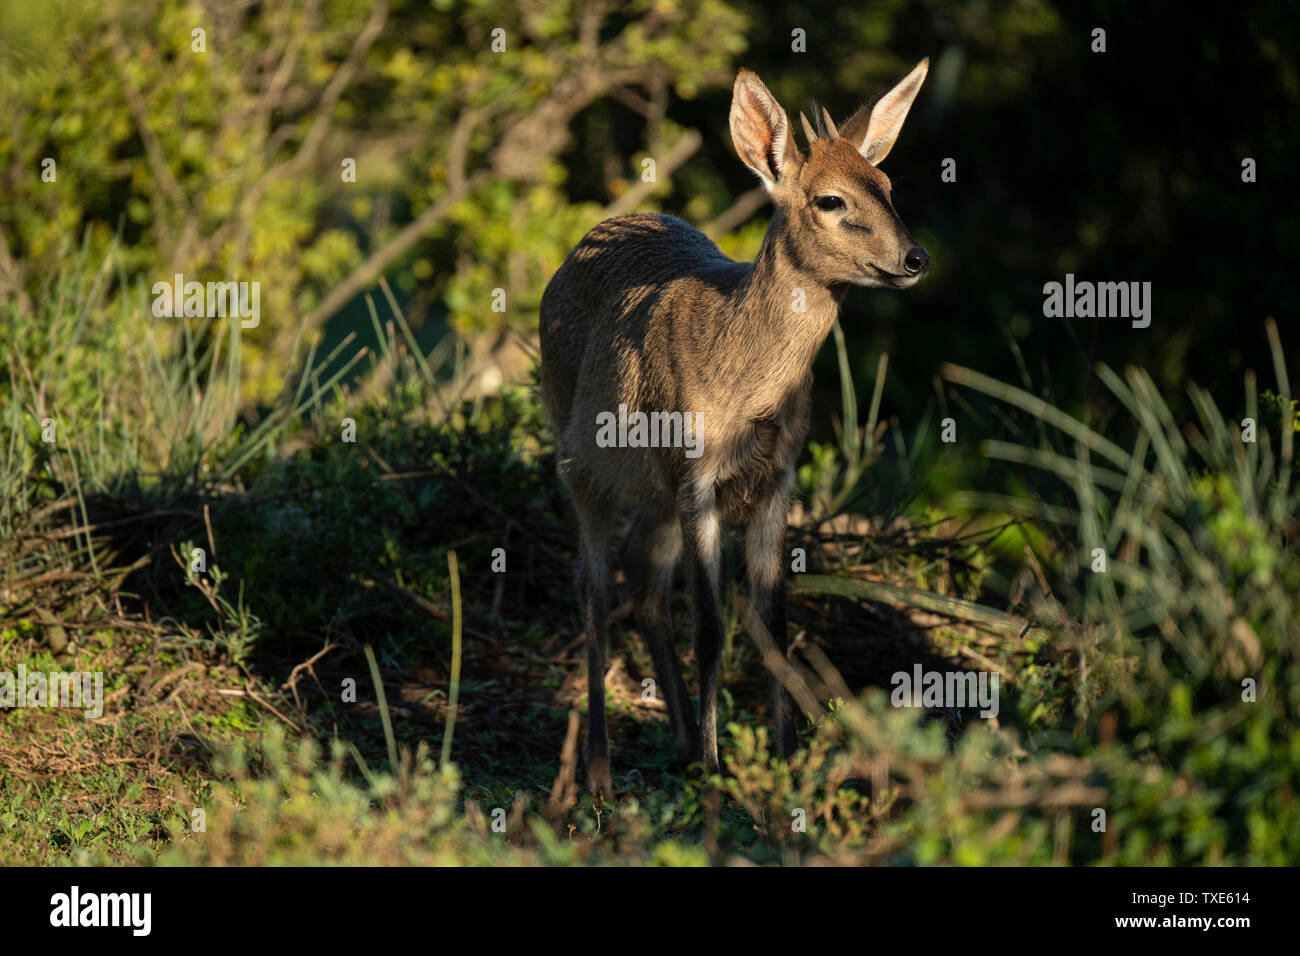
<box><xmin>540</xmin><ymin>61</ymin><xmax>931</xmax><ymax>797</ymax></box>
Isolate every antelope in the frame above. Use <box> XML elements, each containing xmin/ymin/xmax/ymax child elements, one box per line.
<box><xmin>539</xmin><ymin>60</ymin><xmax>931</xmax><ymax>798</ymax></box>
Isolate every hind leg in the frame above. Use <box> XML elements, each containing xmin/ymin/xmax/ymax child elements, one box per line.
<box><xmin>623</xmin><ymin>508</ymin><xmax>697</xmax><ymax>765</ymax></box>
<box><xmin>573</xmin><ymin>498</ymin><xmax>616</xmax><ymax>799</ymax></box>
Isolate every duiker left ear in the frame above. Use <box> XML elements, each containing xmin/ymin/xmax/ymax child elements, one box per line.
<box><xmin>840</xmin><ymin>58</ymin><xmax>929</xmax><ymax>166</ymax></box>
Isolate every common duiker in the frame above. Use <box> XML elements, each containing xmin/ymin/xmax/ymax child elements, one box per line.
<box><xmin>540</xmin><ymin>60</ymin><xmax>930</xmax><ymax>798</ymax></box>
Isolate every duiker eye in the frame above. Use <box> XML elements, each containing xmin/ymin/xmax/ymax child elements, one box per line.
<box><xmin>813</xmin><ymin>195</ymin><xmax>845</xmax><ymax>211</ymax></box>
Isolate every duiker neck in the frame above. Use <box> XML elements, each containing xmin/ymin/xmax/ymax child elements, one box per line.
<box><xmin>717</xmin><ymin>208</ymin><xmax>845</xmax><ymax>402</ymax></box>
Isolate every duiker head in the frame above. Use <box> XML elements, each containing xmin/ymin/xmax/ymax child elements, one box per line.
<box><xmin>729</xmin><ymin>60</ymin><xmax>930</xmax><ymax>289</ymax></box>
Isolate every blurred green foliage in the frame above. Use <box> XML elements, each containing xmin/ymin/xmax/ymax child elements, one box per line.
<box><xmin>1</xmin><ymin>0</ymin><xmax>748</xmax><ymax>400</ymax></box>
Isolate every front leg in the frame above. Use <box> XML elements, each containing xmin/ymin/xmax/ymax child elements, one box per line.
<box><xmin>680</xmin><ymin>481</ymin><xmax>724</xmax><ymax>772</ymax></box>
<box><xmin>745</xmin><ymin>467</ymin><xmax>797</xmax><ymax>757</ymax></box>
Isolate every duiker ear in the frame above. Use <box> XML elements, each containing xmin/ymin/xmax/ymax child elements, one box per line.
<box><xmin>730</xmin><ymin>69</ymin><xmax>799</xmax><ymax>190</ymax></box>
<box><xmin>841</xmin><ymin>58</ymin><xmax>929</xmax><ymax>166</ymax></box>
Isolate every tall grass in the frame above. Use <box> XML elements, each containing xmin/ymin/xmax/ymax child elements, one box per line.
<box><xmin>0</xmin><ymin>242</ymin><xmax>470</xmax><ymax>609</ymax></box>
<box><xmin>943</xmin><ymin>319</ymin><xmax>1297</xmax><ymax>702</ymax></box>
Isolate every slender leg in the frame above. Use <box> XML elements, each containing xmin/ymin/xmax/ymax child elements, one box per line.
<box><xmin>680</xmin><ymin>482</ymin><xmax>724</xmax><ymax>772</ymax></box>
<box><xmin>623</xmin><ymin>510</ymin><xmax>697</xmax><ymax>764</ymax></box>
<box><xmin>574</xmin><ymin>504</ymin><xmax>615</xmax><ymax>798</ymax></box>
<box><xmin>746</xmin><ymin>468</ymin><xmax>797</xmax><ymax>757</ymax></box>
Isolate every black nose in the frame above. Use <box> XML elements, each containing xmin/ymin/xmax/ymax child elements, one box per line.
<box><xmin>903</xmin><ymin>246</ymin><xmax>930</xmax><ymax>275</ymax></box>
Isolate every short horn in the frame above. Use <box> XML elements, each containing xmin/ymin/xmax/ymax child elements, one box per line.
<box><xmin>821</xmin><ymin>106</ymin><xmax>839</xmax><ymax>140</ymax></box>
<box><xmin>799</xmin><ymin>111</ymin><xmax>818</xmax><ymax>146</ymax></box>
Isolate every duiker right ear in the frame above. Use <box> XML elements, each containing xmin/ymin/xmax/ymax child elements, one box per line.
<box><xmin>730</xmin><ymin>69</ymin><xmax>799</xmax><ymax>190</ymax></box>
